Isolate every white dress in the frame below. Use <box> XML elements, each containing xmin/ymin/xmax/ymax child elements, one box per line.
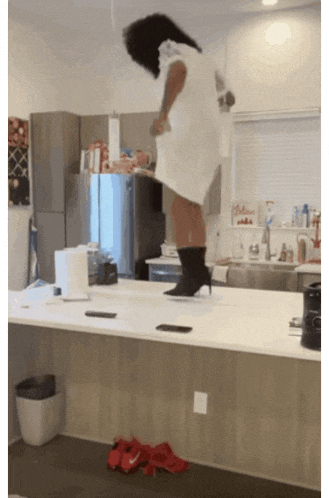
<box><xmin>155</xmin><ymin>40</ymin><xmax>231</xmax><ymax>206</ymax></box>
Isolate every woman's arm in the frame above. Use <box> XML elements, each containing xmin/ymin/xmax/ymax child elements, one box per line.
<box><xmin>160</xmin><ymin>60</ymin><xmax>187</xmax><ymax>118</ymax></box>
<box><xmin>150</xmin><ymin>60</ymin><xmax>187</xmax><ymax>136</ymax></box>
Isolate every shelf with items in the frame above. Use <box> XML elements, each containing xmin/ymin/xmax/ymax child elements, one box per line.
<box><xmin>231</xmin><ymin>201</ymin><xmax>319</xmax><ymax>232</ymax></box>
<box><xmin>228</xmin><ymin>225</ymin><xmax>316</xmax><ymax>230</ymax></box>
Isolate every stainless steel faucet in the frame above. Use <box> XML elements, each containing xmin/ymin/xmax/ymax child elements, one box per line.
<box><xmin>262</xmin><ymin>223</ymin><xmax>276</xmax><ymax>261</ymax></box>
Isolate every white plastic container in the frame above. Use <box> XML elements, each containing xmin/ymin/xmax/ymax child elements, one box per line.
<box><xmin>160</xmin><ymin>241</ymin><xmax>179</xmax><ymax>258</ymax></box>
<box><xmin>16</xmin><ymin>392</ymin><xmax>64</xmax><ymax>446</ymax></box>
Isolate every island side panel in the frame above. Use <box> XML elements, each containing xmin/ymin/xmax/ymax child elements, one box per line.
<box><xmin>9</xmin><ymin>324</ymin><xmax>320</xmax><ymax>490</ymax></box>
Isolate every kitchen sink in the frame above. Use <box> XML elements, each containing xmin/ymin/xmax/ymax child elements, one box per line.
<box><xmin>217</xmin><ymin>260</ymin><xmax>299</xmax><ymax>292</ymax></box>
<box><xmin>226</xmin><ymin>261</ymin><xmax>298</xmax><ymax>271</ymax></box>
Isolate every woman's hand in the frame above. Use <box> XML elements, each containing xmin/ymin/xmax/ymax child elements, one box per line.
<box><xmin>218</xmin><ymin>91</ymin><xmax>236</xmax><ymax>112</ymax></box>
<box><xmin>150</xmin><ymin>114</ymin><xmax>171</xmax><ymax>136</ymax></box>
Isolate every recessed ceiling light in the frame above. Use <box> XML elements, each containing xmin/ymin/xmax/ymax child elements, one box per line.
<box><xmin>265</xmin><ymin>22</ymin><xmax>292</xmax><ymax>45</ymax></box>
<box><xmin>262</xmin><ymin>0</ymin><xmax>278</xmax><ymax>5</ymax></box>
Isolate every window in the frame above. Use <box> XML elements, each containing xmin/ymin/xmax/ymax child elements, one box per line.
<box><xmin>233</xmin><ymin>114</ymin><xmax>321</xmax><ymax>224</ymax></box>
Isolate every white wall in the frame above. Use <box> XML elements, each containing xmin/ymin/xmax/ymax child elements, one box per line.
<box><xmin>8</xmin><ymin>19</ymin><xmax>116</xmax><ymax>118</ymax></box>
<box><xmin>226</xmin><ymin>7</ymin><xmax>321</xmax><ymax>113</ymax></box>
<box><xmin>8</xmin><ymin>19</ymin><xmax>60</xmax><ymax>119</ymax></box>
<box><xmin>8</xmin><ymin>6</ymin><xmax>321</xmax><ymax>118</ymax></box>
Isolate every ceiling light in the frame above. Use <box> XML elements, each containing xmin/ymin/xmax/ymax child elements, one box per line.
<box><xmin>262</xmin><ymin>0</ymin><xmax>278</xmax><ymax>5</ymax></box>
<box><xmin>265</xmin><ymin>22</ymin><xmax>292</xmax><ymax>45</ymax></box>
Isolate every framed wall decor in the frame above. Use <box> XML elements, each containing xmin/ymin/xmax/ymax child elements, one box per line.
<box><xmin>8</xmin><ymin>117</ymin><xmax>30</xmax><ymax>206</ymax></box>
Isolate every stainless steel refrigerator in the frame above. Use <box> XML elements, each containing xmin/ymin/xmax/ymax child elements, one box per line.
<box><xmin>66</xmin><ymin>173</ymin><xmax>166</xmax><ymax>279</ymax></box>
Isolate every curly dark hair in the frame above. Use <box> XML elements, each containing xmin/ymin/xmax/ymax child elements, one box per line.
<box><xmin>123</xmin><ymin>13</ymin><xmax>202</xmax><ymax>78</ymax></box>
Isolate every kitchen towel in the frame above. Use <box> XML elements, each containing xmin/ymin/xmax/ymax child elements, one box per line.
<box><xmin>212</xmin><ymin>265</ymin><xmax>229</xmax><ymax>284</ymax></box>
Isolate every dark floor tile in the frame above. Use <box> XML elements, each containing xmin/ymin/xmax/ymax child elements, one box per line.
<box><xmin>9</xmin><ymin>436</ymin><xmax>320</xmax><ymax>498</ymax></box>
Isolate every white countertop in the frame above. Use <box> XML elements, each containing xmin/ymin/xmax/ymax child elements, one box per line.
<box><xmin>8</xmin><ymin>280</ymin><xmax>320</xmax><ymax>362</ymax></box>
<box><xmin>145</xmin><ymin>256</ymin><xmax>181</xmax><ymax>265</ymax></box>
<box><xmin>294</xmin><ymin>263</ymin><xmax>321</xmax><ymax>274</ymax></box>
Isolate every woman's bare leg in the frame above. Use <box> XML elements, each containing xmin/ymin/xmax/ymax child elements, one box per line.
<box><xmin>171</xmin><ymin>195</ymin><xmax>206</xmax><ymax>249</ymax></box>
<box><xmin>189</xmin><ymin>203</ymin><xmax>206</xmax><ymax>247</ymax></box>
<box><xmin>171</xmin><ymin>195</ymin><xmax>192</xmax><ymax>248</ymax></box>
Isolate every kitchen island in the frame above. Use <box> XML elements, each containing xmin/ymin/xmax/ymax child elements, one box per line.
<box><xmin>8</xmin><ymin>280</ymin><xmax>321</xmax><ymax>490</ymax></box>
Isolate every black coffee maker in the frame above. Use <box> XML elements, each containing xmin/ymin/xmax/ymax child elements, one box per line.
<box><xmin>301</xmin><ymin>282</ymin><xmax>321</xmax><ymax>351</ymax></box>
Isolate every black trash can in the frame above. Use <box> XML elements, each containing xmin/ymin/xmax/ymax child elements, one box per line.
<box><xmin>15</xmin><ymin>375</ymin><xmax>56</xmax><ymax>400</ymax></box>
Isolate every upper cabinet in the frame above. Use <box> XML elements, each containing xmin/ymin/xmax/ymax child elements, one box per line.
<box><xmin>80</xmin><ymin>115</ymin><xmax>109</xmax><ymax>150</ymax></box>
<box><xmin>31</xmin><ymin>111</ymin><xmax>80</xmax><ymax>213</ymax></box>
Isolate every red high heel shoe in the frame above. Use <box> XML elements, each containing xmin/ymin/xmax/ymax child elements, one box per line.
<box><xmin>107</xmin><ymin>436</ymin><xmax>134</xmax><ymax>470</ymax></box>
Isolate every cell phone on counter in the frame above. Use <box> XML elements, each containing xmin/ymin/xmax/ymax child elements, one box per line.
<box><xmin>156</xmin><ymin>324</ymin><xmax>192</xmax><ymax>333</ymax></box>
<box><xmin>85</xmin><ymin>311</ymin><xmax>117</xmax><ymax>319</ymax></box>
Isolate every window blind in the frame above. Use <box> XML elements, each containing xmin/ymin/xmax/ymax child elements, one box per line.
<box><xmin>233</xmin><ymin>116</ymin><xmax>321</xmax><ymax>224</ymax></box>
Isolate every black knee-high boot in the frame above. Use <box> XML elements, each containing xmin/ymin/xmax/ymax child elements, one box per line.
<box><xmin>164</xmin><ymin>247</ymin><xmax>212</xmax><ymax>297</ymax></box>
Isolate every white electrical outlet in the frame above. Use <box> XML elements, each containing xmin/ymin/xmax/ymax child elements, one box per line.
<box><xmin>193</xmin><ymin>391</ymin><xmax>208</xmax><ymax>414</ymax></box>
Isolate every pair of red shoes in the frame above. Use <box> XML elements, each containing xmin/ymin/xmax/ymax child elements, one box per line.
<box><xmin>107</xmin><ymin>436</ymin><xmax>189</xmax><ymax>476</ymax></box>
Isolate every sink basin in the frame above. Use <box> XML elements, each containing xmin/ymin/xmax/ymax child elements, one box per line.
<box><xmin>218</xmin><ymin>261</ymin><xmax>299</xmax><ymax>291</ymax></box>
<box><xmin>224</xmin><ymin>261</ymin><xmax>298</xmax><ymax>271</ymax></box>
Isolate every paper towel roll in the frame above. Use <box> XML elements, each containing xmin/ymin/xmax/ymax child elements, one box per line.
<box><xmin>55</xmin><ymin>249</ymin><xmax>89</xmax><ymax>300</ymax></box>
<box><xmin>109</xmin><ymin>116</ymin><xmax>120</xmax><ymax>161</ymax></box>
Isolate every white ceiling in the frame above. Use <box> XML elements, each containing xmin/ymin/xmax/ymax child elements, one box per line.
<box><xmin>8</xmin><ymin>0</ymin><xmax>320</xmax><ymax>77</ymax></box>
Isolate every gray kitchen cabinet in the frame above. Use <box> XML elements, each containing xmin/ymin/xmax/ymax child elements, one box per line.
<box><xmin>31</xmin><ymin>112</ymin><xmax>80</xmax><ymax>213</ymax></box>
<box><xmin>297</xmin><ymin>272</ymin><xmax>321</xmax><ymax>292</ymax></box>
<box><xmin>34</xmin><ymin>212</ymin><xmax>66</xmax><ymax>283</ymax></box>
<box><xmin>31</xmin><ymin>111</ymin><xmax>80</xmax><ymax>282</ymax></box>
<box><xmin>80</xmin><ymin>115</ymin><xmax>109</xmax><ymax>149</ymax></box>
<box><xmin>120</xmin><ymin>112</ymin><xmax>158</xmax><ymax>163</ymax></box>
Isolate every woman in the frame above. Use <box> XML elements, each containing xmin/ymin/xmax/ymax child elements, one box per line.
<box><xmin>123</xmin><ymin>13</ymin><xmax>235</xmax><ymax>297</ymax></box>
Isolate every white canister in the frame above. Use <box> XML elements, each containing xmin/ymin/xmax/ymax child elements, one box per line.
<box><xmin>55</xmin><ymin>249</ymin><xmax>89</xmax><ymax>300</ymax></box>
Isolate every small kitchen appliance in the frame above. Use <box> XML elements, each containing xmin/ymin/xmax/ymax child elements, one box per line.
<box><xmin>301</xmin><ymin>282</ymin><xmax>321</xmax><ymax>351</ymax></box>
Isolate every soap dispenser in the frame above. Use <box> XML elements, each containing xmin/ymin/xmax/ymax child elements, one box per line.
<box><xmin>280</xmin><ymin>243</ymin><xmax>287</xmax><ymax>262</ymax></box>
<box><xmin>286</xmin><ymin>245</ymin><xmax>294</xmax><ymax>263</ymax></box>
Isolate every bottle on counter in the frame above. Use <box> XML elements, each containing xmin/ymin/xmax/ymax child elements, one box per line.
<box><xmin>286</xmin><ymin>245</ymin><xmax>294</xmax><ymax>263</ymax></box>
<box><xmin>292</xmin><ymin>206</ymin><xmax>299</xmax><ymax>227</ymax></box>
<box><xmin>309</xmin><ymin>207</ymin><xmax>318</xmax><ymax>226</ymax></box>
<box><xmin>297</xmin><ymin>236</ymin><xmax>307</xmax><ymax>263</ymax></box>
<box><xmin>280</xmin><ymin>243</ymin><xmax>287</xmax><ymax>262</ymax></box>
<box><xmin>302</xmin><ymin>204</ymin><xmax>309</xmax><ymax>228</ymax></box>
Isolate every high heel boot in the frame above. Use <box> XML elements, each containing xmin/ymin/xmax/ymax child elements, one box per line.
<box><xmin>163</xmin><ymin>247</ymin><xmax>191</xmax><ymax>296</ymax></box>
<box><xmin>164</xmin><ymin>247</ymin><xmax>212</xmax><ymax>297</ymax></box>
